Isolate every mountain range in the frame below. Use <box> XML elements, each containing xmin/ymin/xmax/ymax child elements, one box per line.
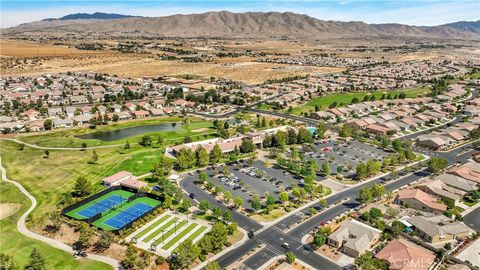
<box><xmin>43</xmin><ymin>12</ymin><xmax>141</xmax><ymax>21</ymax></box>
<box><xmin>9</xmin><ymin>11</ymin><xmax>480</xmax><ymax>40</ymax></box>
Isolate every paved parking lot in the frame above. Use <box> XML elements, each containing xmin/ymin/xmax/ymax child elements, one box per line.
<box><xmin>191</xmin><ymin>160</ymin><xmax>300</xmax><ymax>206</ymax></box>
<box><xmin>305</xmin><ymin>140</ymin><xmax>391</xmax><ymax>177</ymax></box>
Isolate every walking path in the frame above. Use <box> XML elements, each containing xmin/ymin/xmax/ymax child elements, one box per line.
<box><xmin>0</xmin><ymin>157</ymin><xmax>120</xmax><ymax>269</ymax></box>
<box><xmin>0</xmin><ymin>138</ymin><xmax>121</xmax><ymax>150</ymax></box>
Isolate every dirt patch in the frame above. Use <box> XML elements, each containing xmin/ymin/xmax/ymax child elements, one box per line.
<box><xmin>0</xmin><ymin>203</ymin><xmax>20</xmax><ymax>220</ymax></box>
<box><xmin>0</xmin><ymin>39</ymin><xmax>102</xmax><ymax>57</ymax></box>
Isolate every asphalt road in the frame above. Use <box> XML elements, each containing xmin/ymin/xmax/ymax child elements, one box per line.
<box><xmin>214</xmin><ymin>167</ymin><xmax>433</xmax><ymax>269</ymax></box>
<box><xmin>463</xmin><ymin>206</ymin><xmax>480</xmax><ymax>232</ymax></box>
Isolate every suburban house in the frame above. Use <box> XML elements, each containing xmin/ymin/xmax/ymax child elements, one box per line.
<box><xmin>407</xmin><ymin>215</ymin><xmax>474</xmax><ymax>243</ymax></box>
<box><xmin>447</xmin><ymin>162</ymin><xmax>480</xmax><ymax>184</ymax></box>
<box><xmin>395</xmin><ymin>189</ymin><xmax>447</xmax><ymax>213</ymax></box>
<box><xmin>434</xmin><ymin>173</ymin><xmax>478</xmax><ymax>193</ymax></box>
<box><xmin>327</xmin><ymin>219</ymin><xmax>381</xmax><ymax>257</ymax></box>
<box><xmin>375</xmin><ymin>239</ymin><xmax>435</xmax><ymax>270</ymax></box>
<box><xmin>416</xmin><ymin>179</ymin><xmax>466</xmax><ymax>205</ymax></box>
<box><xmin>53</xmin><ymin>118</ymin><xmax>73</xmax><ymax>128</ymax></box>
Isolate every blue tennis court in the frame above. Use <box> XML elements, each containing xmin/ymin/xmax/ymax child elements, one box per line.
<box><xmin>103</xmin><ymin>203</ymin><xmax>153</xmax><ymax>229</ymax></box>
<box><xmin>77</xmin><ymin>195</ymin><xmax>126</xmax><ymax>218</ymax></box>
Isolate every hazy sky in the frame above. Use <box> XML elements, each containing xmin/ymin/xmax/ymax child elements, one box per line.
<box><xmin>1</xmin><ymin>0</ymin><xmax>479</xmax><ymax>28</ymax></box>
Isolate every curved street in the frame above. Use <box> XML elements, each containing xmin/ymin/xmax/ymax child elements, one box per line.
<box><xmin>0</xmin><ymin>157</ymin><xmax>120</xmax><ymax>269</ymax></box>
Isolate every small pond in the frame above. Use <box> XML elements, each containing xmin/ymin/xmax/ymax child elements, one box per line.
<box><xmin>77</xmin><ymin>122</ymin><xmax>183</xmax><ymax>141</ymax></box>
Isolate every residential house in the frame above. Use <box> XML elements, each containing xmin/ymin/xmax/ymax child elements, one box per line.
<box><xmin>395</xmin><ymin>189</ymin><xmax>447</xmax><ymax>213</ymax></box>
<box><xmin>375</xmin><ymin>239</ymin><xmax>435</xmax><ymax>270</ymax></box>
<box><xmin>53</xmin><ymin>118</ymin><xmax>73</xmax><ymax>128</ymax></box>
<box><xmin>417</xmin><ymin>179</ymin><xmax>465</xmax><ymax>205</ymax></box>
<box><xmin>407</xmin><ymin>215</ymin><xmax>474</xmax><ymax>243</ymax></box>
<box><xmin>448</xmin><ymin>162</ymin><xmax>480</xmax><ymax>184</ymax></box>
<box><xmin>327</xmin><ymin>219</ymin><xmax>381</xmax><ymax>257</ymax></box>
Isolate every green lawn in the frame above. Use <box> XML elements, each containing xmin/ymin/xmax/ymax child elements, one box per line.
<box><xmin>142</xmin><ymin>217</ymin><xmax>179</xmax><ymax>243</ymax></box>
<box><xmin>0</xmin><ymin>141</ymin><xmax>170</xmax><ymax>224</ymax></box>
<box><xmin>17</xmin><ymin>117</ymin><xmax>215</xmax><ymax>148</ymax></box>
<box><xmin>0</xmin><ymin>181</ymin><xmax>111</xmax><ymax>270</ymax></box>
<box><xmin>468</xmin><ymin>72</ymin><xmax>480</xmax><ymax>79</ymax></box>
<box><xmin>152</xmin><ymin>220</ymin><xmax>187</xmax><ymax>245</ymax></box>
<box><xmin>162</xmin><ymin>223</ymin><xmax>198</xmax><ymax>250</ymax></box>
<box><xmin>133</xmin><ymin>214</ymin><xmax>171</xmax><ymax>240</ymax></box>
<box><xmin>65</xmin><ymin>190</ymin><xmax>134</xmax><ymax>220</ymax></box>
<box><xmin>106</xmin><ymin>148</ymin><xmax>166</xmax><ymax>176</ymax></box>
<box><xmin>92</xmin><ymin>197</ymin><xmax>161</xmax><ymax>230</ymax></box>
<box><xmin>288</xmin><ymin>87</ymin><xmax>430</xmax><ymax>115</ymax></box>
<box><xmin>184</xmin><ymin>226</ymin><xmax>207</xmax><ymax>242</ymax></box>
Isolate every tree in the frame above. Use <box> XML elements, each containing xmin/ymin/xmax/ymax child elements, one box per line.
<box><xmin>198</xmin><ymin>171</ymin><xmax>208</xmax><ymax>184</ymax></box>
<box><xmin>239</xmin><ymin>138</ymin><xmax>255</xmax><ymax>154</ymax></box>
<box><xmin>210</xmin><ymin>144</ymin><xmax>223</xmax><ymax>163</ymax></box>
<box><xmin>44</xmin><ymin>150</ymin><xmax>49</xmax><ymax>158</ymax></box>
<box><xmin>91</xmin><ymin>150</ymin><xmax>98</xmax><ymax>163</ymax></box>
<box><xmin>322</xmin><ymin>160</ymin><xmax>331</xmax><ymax>175</ymax></box>
<box><xmin>123</xmin><ymin>141</ymin><xmax>131</xmax><ymax>150</ymax></box>
<box><xmin>23</xmin><ymin>248</ymin><xmax>47</xmax><ymax>270</ymax></box>
<box><xmin>234</xmin><ymin>196</ymin><xmax>243</xmax><ymax>208</ymax></box>
<box><xmin>369</xmin><ymin>208</ymin><xmax>383</xmax><ymax>219</ymax></box>
<box><xmin>366</xmin><ymin>160</ymin><xmax>381</xmax><ymax>177</ymax></box>
<box><xmin>224</xmin><ymin>190</ymin><xmax>233</xmax><ymax>203</ymax></box>
<box><xmin>285</xmin><ymin>252</ymin><xmax>296</xmax><ymax>264</ymax></box>
<box><xmin>43</xmin><ymin>119</ymin><xmax>52</xmax><ymax>130</ymax></box>
<box><xmin>222</xmin><ymin>211</ymin><xmax>232</xmax><ymax>222</ymax></box>
<box><xmin>95</xmin><ymin>231</ymin><xmax>114</xmax><ymax>250</ymax></box>
<box><xmin>154</xmin><ymin>156</ymin><xmax>174</xmax><ymax>178</ymax></box>
<box><xmin>157</xmin><ymin>135</ymin><xmax>164</xmax><ymax>145</ymax></box>
<box><xmin>357</xmin><ymin>186</ymin><xmax>373</xmax><ymax>203</ymax></box>
<box><xmin>319</xmin><ymin>199</ymin><xmax>328</xmax><ymax>208</ymax></box>
<box><xmin>81</xmin><ymin>142</ymin><xmax>87</xmax><ymax>149</ymax></box>
<box><xmin>391</xmin><ymin>220</ymin><xmax>404</xmax><ymax>236</ymax></box>
<box><xmin>121</xmin><ymin>245</ymin><xmax>144</xmax><ymax>270</ymax></box>
<box><xmin>279</xmin><ymin>191</ymin><xmax>289</xmax><ymax>203</ymax></box>
<box><xmin>297</xmin><ymin>127</ymin><xmax>313</xmax><ymax>144</ymax></box>
<box><xmin>355</xmin><ymin>252</ymin><xmax>388</xmax><ymax>270</ymax></box>
<box><xmin>313</xmin><ymin>232</ymin><xmax>327</xmax><ymax>246</ymax></box>
<box><xmin>176</xmin><ymin>148</ymin><xmax>196</xmax><ymax>170</ymax></box>
<box><xmin>199</xmin><ymin>200</ymin><xmax>210</xmax><ymax>212</ymax></box>
<box><xmin>392</xmin><ymin>139</ymin><xmax>403</xmax><ymax>152</ymax></box>
<box><xmin>427</xmin><ymin>157</ymin><xmax>449</xmax><ymax>173</ymax></box>
<box><xmin>195</xmin><ymin>146</ymin><xmax>209</xmax><ymax>167</ymax></box>
<box><xmin>356</xmin><ymin>162</ymin><xmax>368</xmax><ymax>179</ymax></box>
<box><xmin>371</xmin><ymin>184</ymin><xmax>385</xmax><ymax>200</ymax></box>
<box><xmin>287</xmin><ymin>129</ymin><xmax>298</xmax><ymax>145</ymax></box>
<box><xmin>0</xmin><ymin>253</ymin><xmax>18</xmax><ymax>270</ymax></box>
<box><xmin>181</xmin><ymin>198</ymin><xmax>192</xmax><ymax>213</ymax></box>
<box><xmin>316</xmin><ymin>122</ymin><xmax>328</xmax><ymax>139</ymax></box>
<box><xmin>139</xmin><ymin>135</ymin><xmax>152</xmax><ymax>146</ymax></box>
<box><xmin>208</xmin><ymin>222</ymin><xmax>228</xmax><ymax>251</ymax></box>
<box><xmin>251</xmin><ymin>195</ymin><xmax>261</xmax><ymax>211</ymax></box>
<box><xmin>205</xmin><ymin>260</ymin><xmax>221</xmax><ymax>270</ymax></box>
<box><xmin>73</xmin><ymin>176</ymin><xmax>91</xmax><ymax>197</ymax></box>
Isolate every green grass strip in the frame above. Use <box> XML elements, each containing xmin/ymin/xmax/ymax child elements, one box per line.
<box><xmin>142</xmin><ymin>217</ymin><xmax>179</xmax><ymax>243</ymax></box>
<box><xmin>134</xmin><ymin>214</ymin><xmax>171</xmax><ymax>240</ymax></box>
<box><xmin>66</xmin><ymin>190</ymin><xmax>134</xmax><ymax>220</ymax></box>
<box><xmin>162</xmin><ymin>223</ymin><xmax>198</xmax><ymax>250</ymax></box>
<box><xmin>174</xmin><ymin>226</ymin><xmax>208</xmax><ymax>252</ymax></box>
<box><xmin>153</xmin><ymin>220</ymin><xmax>187</xmax><ymax>245</ymax></box>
